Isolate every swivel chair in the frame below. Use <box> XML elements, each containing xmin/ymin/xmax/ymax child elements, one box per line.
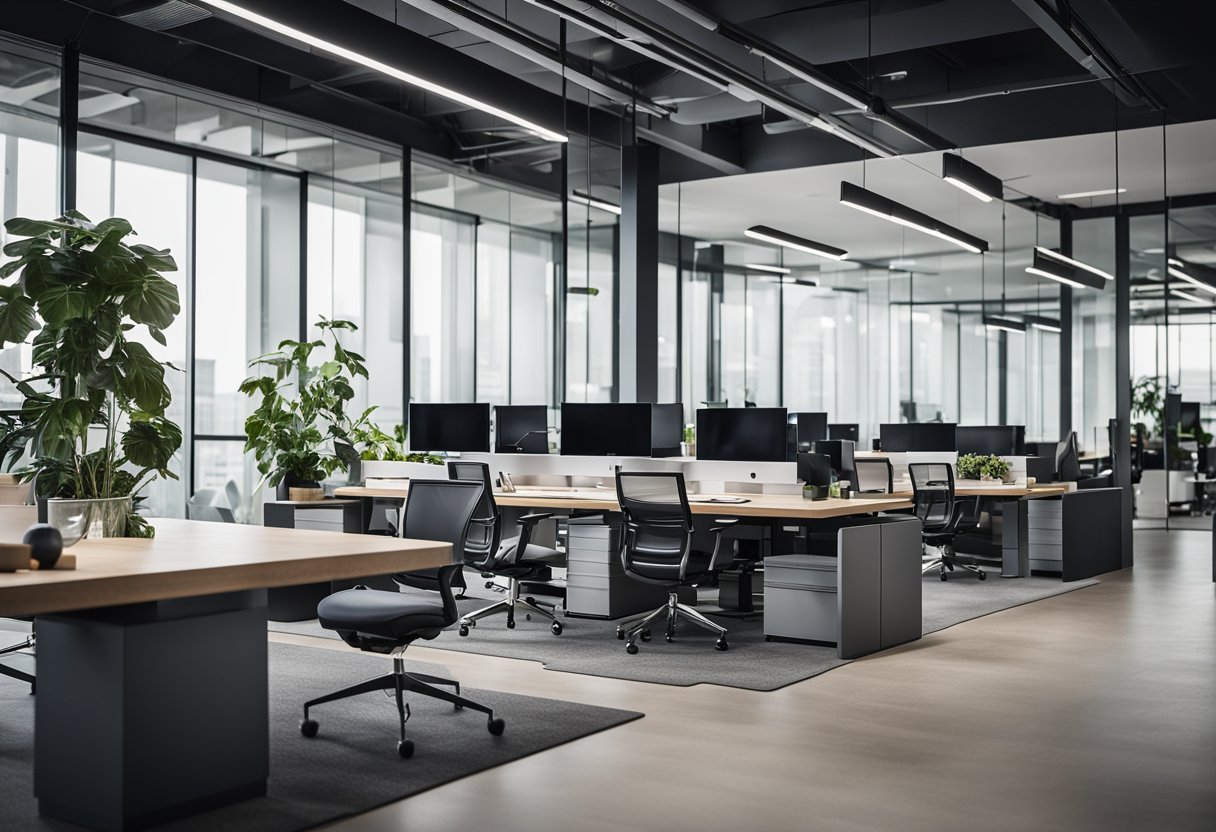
<box><xmin>0</xmin><ymin>630</ymin><xmax>35</xmax><ymax>690</ymax></box>
<box><xmin>450</xmin><ymin>461</ymin><xmax>565</xmax><ymax>637</ymax></box>
<box><xmin>301</xmin><ymin>479</ymin><xmax>505</xmax><ymax>758</ymax></box>
<box><xmin>909</xmin><ymin>463</ymin><xmax>985</xmax><ymax>582</ymax></box>
<box><xmin>614</xmin><ymin>471</ymin><xmax>738</xmax><ymax>654</ymax></box>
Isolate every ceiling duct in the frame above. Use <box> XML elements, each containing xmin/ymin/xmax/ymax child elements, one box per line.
<box><xmin>112</xmin><ymin>0</ymin><xmax>211</xmax><ymax>30</ymax></box>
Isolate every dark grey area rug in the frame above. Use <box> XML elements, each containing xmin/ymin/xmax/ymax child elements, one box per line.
<box><xmin>271</xmin><ymin>567</ymin><xmax>1099</xmax><ymax>691</ymax></box>
<box><xmin>0</xmin><ymin>643</ymin><xmax>641</xmax><ymax>832</ymax></box>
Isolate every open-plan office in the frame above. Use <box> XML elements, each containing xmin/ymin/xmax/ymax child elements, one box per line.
<box><xmin>0</xmin><ymin>2</ymin><xmax>1213</xmax><ymax>831</ymax></box>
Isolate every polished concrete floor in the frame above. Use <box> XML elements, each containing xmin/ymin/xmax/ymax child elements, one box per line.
<box><xmin>270</xmin><ymin>529</ymin><xmax>1216</xmax><ymax>832</ymax></box>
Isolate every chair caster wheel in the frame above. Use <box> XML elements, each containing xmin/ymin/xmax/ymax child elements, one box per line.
<box><xmin>978</xmin><ymin>571</ymin><xmax>987</xmax><ymax>580</ymax></box>
<box><xmin>640</xmin><ymin>630</ymin><xmax>651</xmax><ymax>642</ymax></box>
<box><xmin>458</xmin><ymin>625</ymin><xmax>470</xmax><ymax>637</ymax></box>
<box><xmin>626</xmin><ymin>642</ymin><xmax>639</xmax><ymax>655</ymax></box>
<box><xmin>665</xmin><ymin>635</ymin><xmax>674</xmax><ymax>643</ymax></box>
<box><xmin>300</xmin><ymin>719</ymin><xmax>319</xmax><ymax>738</ymax></box>
<box><xmin>398</xmin><ymin>739</ymin><xmax>414</xmax><ymax>758</ymax></box>
<box><xmin>485</xmin><ymin>581</ymin><xmax>496</xmax><ymax>589</ymax></box>
<box><xmin>506</xmin><ymin>619</ymin><xmax>516</xmax><ymax>629</ymax></box>
<box><xmin>940</xmin><ymin>573</ymin><xmax>948</xmax><ymax>581</ymax></box>
<box><xmin>551</xmin><ymin>621</ymin><xmax>563</xmax><ymax>635</ymax></box>
<box><xmin>525</xmin><ymin>614</ymin><xmax>532</xmax><ymax>621</ymax></box>
<box><xmin>616</xmin><ymin>630</ymin><xmax>625</xmax><ymax>640</ymax></box>
<box><xmin>488</xmin><ymin>717</ymin><xmax>506</xmax><ymax>736</ymax></box>
<box><xmin>715</xmin><ymin>638</ymin><xmax>729</xmax><ymax>651</ymax></box>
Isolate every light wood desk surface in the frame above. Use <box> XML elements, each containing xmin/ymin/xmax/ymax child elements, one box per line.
<box><xmin>0</xmin><ymin>517</ymin><xmax>451</xmax><ymax>618</ymax></box>
<box><xmin>889</xmin><ymin>482</ymin><xmax>1072</xmax><ymax>499</ymax></box>
<box><xmin>334</xmin><ymin>485</ymin><xmax>913</xmax><ymax>520</ymax></box>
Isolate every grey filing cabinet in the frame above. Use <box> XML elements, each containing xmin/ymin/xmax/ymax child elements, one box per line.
<box><xmin>1026</xmin><ymin>498</ymin><xmax>1064</xmax><ymax>573</ymax></box>
<box><xmin>565</xmin><ymin>516</ymin><xmax>669</xmax><ymax>619</ymax></box>
<box><xmin>263</xmin><ymin>499</ymin><xmax>365</xmax><ymax>621</ymax></box>
<box><xmin>763</xmin><ymin>515</ymin><xmax>921</xmax><ymax>659</ymax></box>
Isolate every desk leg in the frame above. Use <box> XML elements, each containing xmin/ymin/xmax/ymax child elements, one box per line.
<box><xmin>1001</xmin><ymin>499</ymin><xmax>1029</xmax><ymax>578</ymax></box>
<box><xmin>35</xmin><ymin>590</ymin><xmax>269</xmax><ymax>832</ymax></box>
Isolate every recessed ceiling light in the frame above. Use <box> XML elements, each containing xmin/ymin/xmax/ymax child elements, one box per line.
<box><xmin>198</xmin><ymin>0</ymin><xmax>567</xmax><ymax>143</ymax></box>
<box><xmin>1057</xmin><ymin>187</ymin><xmax>1127</xmax><ymax>200</ymax></box>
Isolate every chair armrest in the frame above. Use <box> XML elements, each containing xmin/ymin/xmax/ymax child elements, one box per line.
<box><xmin>707</xmin><ymin>518</ymin><xmax>742</xmax><ymax>572</ymax></box>
<box><xmin>516</xmin><ymin>512</ymin><xmax>554</xmax><ymax>527</ymax></box>
<box><xmin>709</xmin><ymin>517</ymin><xmax>741</xmax><ymax>535</ymax></box>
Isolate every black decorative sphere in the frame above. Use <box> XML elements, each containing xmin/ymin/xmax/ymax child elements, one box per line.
<box><xmin>23</xmin><ymin>524</ymin><xmax>63</xmax><ymax>569</ymax></box>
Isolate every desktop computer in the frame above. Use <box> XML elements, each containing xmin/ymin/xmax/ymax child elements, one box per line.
<box><xmin>698</xmin><ymin>407</ymin><xmax>788</xmax><ymax>462</ymax></box>
<box><xmin>409</xmin><ymin>403</ymin><xmax>491</xmax><ymax>452</ymax></box>
<box><xmin>560</xmin><ymin>403</ymin><xmax>652</xmax><ymax>456</ymax></box>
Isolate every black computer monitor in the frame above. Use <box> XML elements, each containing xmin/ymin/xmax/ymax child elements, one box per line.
<box><xmin>811</xmin><ymin>439</ymin><xmax>856</xmax><ymax>481</ymax></box>
<box><xmin>495</xmin><ymin>405</ymin><xmax>548</xmax><ymax>453</ymax></box>
<box><xmin>787</xmin><ymin>412</ymin><xmax>828</xmax><ymax>447</ymax></box>
<box><xmin>828</xmin><ymin>423</ymin><xmax>859</xmax><ymax>442</ymax></box>
<box><xmin>1180</xmin><ymin>402</ymin><xmax>1201</xmax><ymax>435</ymax></box>
<box><xmin>651</xmin><ymin>403</ymin><xmax>684</xmax><ymax>458</ymax></box>
<box><xmin>408</xmin><ymin>403</ymin><xmax>491</xmax><ymax>452</ymax></box>
<box><xmin>956</xmin><ymin>425</ymin><xmax>1026</xmax><ymax>456</ymax></box>
<box><xmin>797</xmin><ymin>452</ymin><xmax>833</xmax><ymax>487</ymax></box>
<box><xmin>1165</xmin><ymin>393</ymin><xmax>1181</xmax><ymax>433</ymax></box>
<box><xmin>880</xmin><ymin>423</ymin><xmax>957</xmax><ymax>452</ymax></box>
<box><xmin>697</xmin><ymin>407</ymin><xmax>788</xmax><ymax>462</ymax></box>
<box><xmin>560</xmin><ymin>403</ymin><xmax>652</xmax><ymax>456</ymax></box>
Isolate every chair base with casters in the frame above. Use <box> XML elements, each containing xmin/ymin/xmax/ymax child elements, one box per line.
<box><xmin>615</xmin><ymin>591</ymin><xmax>728</xmax><ymax>653</ymax></box>
<box><xmin>300</xmin><ymin>648</ymin><xmax>503</xmax><ymax>759</ymax></box>
<box><xmin>922</xmin><ymin>541</ymin><xmax>987</xmax><ymax>581</ymax></box>
<box><xmin>459</xmin><ymin>574</ymin><xmax>564</xmax><ymax>636</ymax></box>
<box><xmin>0</xmin><ymin>632</ymin><xmax>35</xmax><ymax>690</ymax></box>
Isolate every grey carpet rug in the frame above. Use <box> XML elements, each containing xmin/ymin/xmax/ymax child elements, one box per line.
<box><xmin>0</xmin><ymin>643</ymin><xmax>641</xmax><ymax>832</ymax></box>
<box><xmin>271</xmin><ymin>567</ymin><xmax>1098</xmax><ymax>691</ymax></box>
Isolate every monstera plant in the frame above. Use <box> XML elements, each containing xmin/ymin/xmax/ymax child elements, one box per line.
<box><xmin>0</xmin><ymin>212</ymin><xmax>183</xmax><ymax>538</ymax></box>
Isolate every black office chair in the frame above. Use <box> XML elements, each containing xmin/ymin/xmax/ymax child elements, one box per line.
<box><xmin>909</xmin><ymin>463</ymin><xmax>985</xmax><ymax>582</ymax></box>
<box><xmin>449</xmin><ymin>461</ymin><xmax>565</xmax><ymax>637</ymax></box>
<box><xmin>0</xmin><ymin>629</ymin><xmax>35</xmax><ymax>690</ymax></box>
<box><xmin>300</xmin><ymin>479</ymin><xmax>505</xmax><ymax>758</ymax></box>
<box><xmin>614</xmin><ymin>471</ymin><xmax>737</xmax><ymax>654</ymax></box>
<box><xmin>854</xmin><ymin>458</ymin><xmax>895</xmax><ymax>493</ymax></box>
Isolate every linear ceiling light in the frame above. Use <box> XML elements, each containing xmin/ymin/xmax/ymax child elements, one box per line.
<box><xmin>1168</xmin><ymin>266</ymin><xmax>1216</xmax><ymax>296</ymax></box>
<box><xmin>941</xmin><ymin>152</ymin><xmax>1002</xmax><ymax>202</ymax></box>
<box><xmin>1171</xmin><ymin>288</ymin><xmax>1212</xmax><ymax>307</ymax></box>
<box><xmin>1057</xmin><ymin>187</ymin><xmax>1127</xmax><ymax>200</ymax></box>
<box><xmin>744</xmin><ymin>225</ymin><xmax>848</xmax><ymax>261</ymax></box>
<box><xmin>198</xmin><ymin>0</ymin><xmax>567</xmax><ymax>143</ymax></box>
<box><xmin>743</xmin><ymin>263</ymin><xmax>792</xmax><ymax>275</ymax></box>
<box><xmin>1035</xmin><ymin>246</ymin><xmax>1112</xmax><ymax>282</ymax></box>
<box><xmin>983</xmin><ymin>314</ymin><xmax>1027</xmax><ymax>334</ymax></box>
<box><xmin>570</xmin><ymin>190</ymin><xmax>621</xmax><ymax>215</ymax></box>
<box><xmin>1025</xmin><ymin>249</ymin><xmax>1106</xmax><ymax>290</ymax></box>
<box><xmin>839</xmin><ymin>182</ymin><xmax>989</xmax><ymax>254</ymax></box>
<box><xmin>1023</xmin><ymin>314</ymin><xmax>1062</xmax><ymax>333</ymax></box>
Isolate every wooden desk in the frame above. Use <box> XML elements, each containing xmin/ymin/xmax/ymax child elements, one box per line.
<box><xmin>335</xmin><ymin>485</ymin><xmax>913</xmax><ymax>520</ymax></box>
<box><xmin>0</xmin><ymin>518</ymin><xmax>450</xmax><ymax>832</ymax></box>
<box><xmin>889</xmin><ymin>483</ymin><xmax>1072</xmax><ymax>499</ymax></box>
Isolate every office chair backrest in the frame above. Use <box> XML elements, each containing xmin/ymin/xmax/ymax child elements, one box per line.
<box><xmin>224</xmin><ymin>479</ymin><xmax>241</xmax><ymax>513</ymax></box>
<box><xmin>400</xmin><ymin>479</ymin><xmax>485</xmax><ymax>623</ymax></box>
<box><xmin>446</xmin><ymin>460</ymin><xmax>501</xmax><ymax>563</ymax></box>
<box><xmin>187</xmin><ymin>488</ymin><xmax>223</xmax><ymax>522</ymax></box>
<box><xmin>908</xmin><ymin>463</ymin><xmax>956</xmax><ymax>532</ymax></box>
<box><xmin>854</xmin><ymin>458</ymin><xmax>894</xmax><ymax>493</ymax></box>
<box><xmin>615</xmin><ymin>471</ymin><xmax>694</xmax><ymax>568</ymax></box>
<box><xmin>1056</xmin><ymin>432</ymin><xmax>1082</xmax><ymax>482</ymax></box>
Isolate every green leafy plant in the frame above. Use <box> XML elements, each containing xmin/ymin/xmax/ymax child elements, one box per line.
<box><xmin>240</xmin><ymin>318</ymin><xmax>374</xmax><ymax>488</ymax></box>
<box><xmin>957</xmin><ymin>453</ymin><xmax>1010</xmax><ymax>481</ymax></box>
<box><xmin>350</xmin><ymin>422</ymin><xmax>441</xmax><ymax>465</ymax></box>
<box><xmin>0</xmin><ymin>212</ymin><xmax>183</xmax><ymax>538</ymax></box>
<box><xmin>1131</xmin><ymin>375</ymin><xmax>1164</xmax><ymax>439</ymax></box>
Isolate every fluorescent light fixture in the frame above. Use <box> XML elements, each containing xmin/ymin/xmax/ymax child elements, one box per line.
<box><xmin>1035</xmin><ymin>246</ymin><xmax>1112</xmax><ymax>281</ymax></box>
<box><xmin>1023</xmin><ymin>314</ymin><xmax>1062</xmax><ymax>333</ymax></box>
<box><xmin>1167</xmin><ymin>257</ymin><xmax>1184</xmax><ymax>268</ymax></box>
<box><xmin>570</xmin><ymin>190</ymin><xmax>621</xmax><ymax>215</ymax></box>
<box><xmin>983</xmin><ymin>314</ymin><xmax>1027</xmax><ymax>334</ymax></box>
<box><xmin>744</xmin><ymin>225</ymin><xmax>848</xmax><ymax>261</ymax></box>
<box><xmin>1025</xmin><ymin>250</ymin><xmax>1106</xmax><ymax>290</ymax></box>
<box><xmin>567</xmin><ymin>286</ymin><xmax>600</xmax><ymax>296</ymax></box>
<box><xmin>1169</xmin><ymin>266</ymin><xmax>1216</xmax><ymax>296</ymax></box>
<box><xmin>1170</xmin><ymin>288</ymin><xmax>1212</xmax><ymax>306</ymax></box>
<box><xmin>743</xmin><ymin>263</ymin><xmax>792</xmax><ymax>275</ymax></box>
<box><xmin>839</xmin><ymin>181</ymin><xmax>989</xmax><ymax>254</ymax></box>
<box><xmin>1057</xmin><ymin>187</ymin><xmax>1127</xmax><ymax>200</ymax></box>
<box><xmin>941</xmin><ymin>153</ymin><xmax>1002</xmax><ymax>202</ymax></box>
<box><xmin>198</xmin><ymin>0</ymin><xmax>567</xmax><ymax>143</ymax></box>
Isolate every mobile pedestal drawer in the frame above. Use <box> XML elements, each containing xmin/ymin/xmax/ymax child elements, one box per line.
<box><xmin>564</xmin><ymin>517</ymin><xmax>668</xmax><ymax>619</ymax></box>
<box><xmin>763</xmin><ymin>555</ymin><xmax>838</xmax><ymax>643</ymax></box>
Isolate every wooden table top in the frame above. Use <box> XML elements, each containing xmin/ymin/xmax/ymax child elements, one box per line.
<box><xmin>890</xmin><ymin>483</ymin><xmax>1072</xmax><ymax>498</ymax></box>
<box><xmin>334</xmin><ymin>485</ymin><xmax>913</xmax><ymax>520</ymax></box>
<box><xmin>0</xmin><ymin>518</ymin><xmax>451</xmax><ymax>618</ymax></box>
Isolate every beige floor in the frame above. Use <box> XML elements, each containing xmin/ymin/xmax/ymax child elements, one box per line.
<box><xmin>271</xmin><ymin>529</ymin><xmax>1216</xmax><ymax>832</ymax></box>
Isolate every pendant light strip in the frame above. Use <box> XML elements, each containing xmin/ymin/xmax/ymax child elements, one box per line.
<box><xmin>839</xmin><ymin>182</ymin><xmax>989</xmax><ymax>254</ymax></box>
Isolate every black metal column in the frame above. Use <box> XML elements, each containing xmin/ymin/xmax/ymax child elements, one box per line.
<box><xmin>402</xmin><ymin>146</ymin><xmax>412</xmax><ymax>418</ymax></box>
<box><xmin>619</xmin><ymin>143</ymin><xmax>660</xmax><ymax>403</ymax></box>
<box><xmin>1115</xmin><ymin>212</ymin><xmax>1133</xmax><ymax>568</ymax></box>
<box><xmin>1059</xmin><ymin>217</ymin><xmax>1074</xmax><ymax>434</ymax></box>
<box><xmin>58</xmin><ymin>41</ymin><xmax>79</xmax><ymax>213</ymax></box>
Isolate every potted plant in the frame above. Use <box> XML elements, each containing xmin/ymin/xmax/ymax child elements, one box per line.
<box><xmin>956</xmin><ymin>453</ymin><xmax>1011</xmax><ymax>483</ymax></box>
<box><xmin>1131</xmin><ymin>375</ymin><xmax>1164</xmax><ymax>440</ymax></box>
<box><xmin>0</xmin><ymin>213</ymin><xmax>182</xmax><ymax>538</ymax></box>
<box><xmin>241</xmin><ymin>318</ymin><xmax>373</xmax><ymax>500</ymax></box>
<box><xmin>342</xmin><ymin>422</ymin><xmax>442</xmax><ymax>484</ymax></box>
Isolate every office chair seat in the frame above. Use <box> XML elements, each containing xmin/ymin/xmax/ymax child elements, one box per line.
<box><xmin>319</xmin><ymin>588</ymin><xmax>449</xmax><ymax>648</ymax></box>
<box><xmin>625</xmin><ymin>551</ymin><xmax>713</xmax><ymax>584</ymax></box>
